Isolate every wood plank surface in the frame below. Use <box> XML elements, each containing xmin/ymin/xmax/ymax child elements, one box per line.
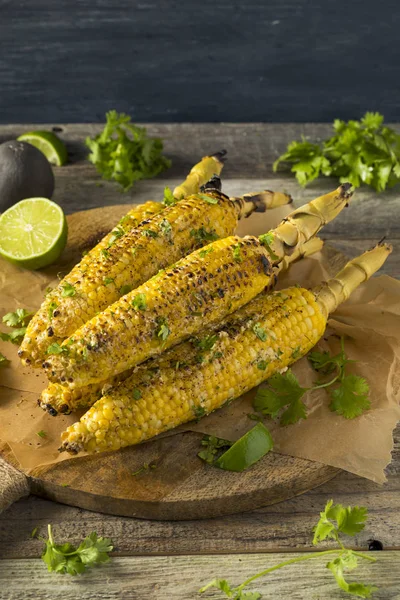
<box><xmin>0</xmin><ymin>124</ymin><xmax>399</xmax><ymax>598</ymax></box>
<box><xmin>0</xmin><ymin>552</ymin><xmax>399</xmax><ymax>600</ymax></box>
<box><xmin>1</xmin><ymin>426</ymin><xmax>398</xmax><ymax>559</ymax></box>
<box><xmin>1</xmin><ymin>1</ymin><xmax>400</xmax><ymax>124</ymax></box>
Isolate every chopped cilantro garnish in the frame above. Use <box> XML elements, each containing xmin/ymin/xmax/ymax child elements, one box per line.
<box><xmin>190</xmin><ymin>227</ymin><xmax>219</xmax><ymax>244</ymax></box>
<box><xmin>232</xmin><ymin>244</ymin><xmax>242</xmax><ymax>263</ymax></box>
<box><xmin>104</xmin><ymin>277</ymin><xmax>115</xmax><ymax>285</ymax></box>
<box><xmin>132</xmin><ymin>293</ymin><xmax>147</xmax><ymax>310</ymax></box>
<box><xmin>193</xmin><ymin>405</ymin><xmax>207</xmax><ymax>420</ymax></box>
<box><xmin>142</xmin><ymin>228</ymin><xmax>158</xmax><ymax>238</ymax></box>
<box><xmin>159</xmin><ymin>218</ymin><xmax>172</xmax><ymax>239</ymax></box>
<box><xmin>199</xmin><ymin>247</ymin><xmax>214</xmax><ymax>258</ymax></box>
<box><xmin>259</xmin><ymin>232</ymin><xmax>279</xmax><ymax>261</ymax></box>
<box><xmin>252</xmin><ymin>323</ymin><xmax>268</xmax><ymax>341</ymax></box>
<box><xmin>107</xmin><ymin>226</ymin><xmax>124</xmax><ymax>247</ymax></box>
<box><xmin>46</xmin><ymin>343</ymin><xmax>69</xmax><ymax>356</ymax></box>
<box><xmin>48</xmin><ymin>301</ymin><xmax>58</xmax><ymax>321</ymax></box>
<box><xmin>132</xmin><ymin>388</ymin><xmax>142</xmax><ymax>400</ymax></box>
<box><xmin>197</xmin><ymin>193</ymin><xmax>219</xmax><ymax>204</ymax></box>
<box><xmin>61</xmin><ymin>283</ymin><xmax>76</xmax><ymax>297</ymax></box>
<box><xmin>163</xmin><ymin>186</ymin><xmax>177</xmax><ymax>206</ymax></box>
<box><xmin>257</xmin><ymin>360</ymin><xmax>268</xmax><ymax>370</ymax></box>
<box><xmin>156</xmin><ymin>318</ymin><xmax>170</xmax><ymax>342</ymax></box>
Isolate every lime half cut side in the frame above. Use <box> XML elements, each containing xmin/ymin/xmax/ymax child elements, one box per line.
<box><xmin>17</xmin><ymin>131</ymin><xmax>68</xmax><ymax>166</ymax></box>
<box><xmin>0</xmin><ymin>198</ymin><xmax>67</xmax><ymax>270</ymax></box>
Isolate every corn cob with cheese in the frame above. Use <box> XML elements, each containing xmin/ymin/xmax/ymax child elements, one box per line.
<box><xmin>60</xmin><ymin>242</ymin><xmax>391</xmax><ymax>454</ymax></box>
<box><xmin>39</xmin><ymin>237</ymin><xmax>323</xmax><ymax>416</ymax></box>
<box><xmin>44</xmin><ymin>185</ymin><xmax>352</xmax><ymax>389</ymax></box>
<box><xmin>18</xmin><ymin>152</ymin><xmax>227</xmax><ymax>367</ymax></box>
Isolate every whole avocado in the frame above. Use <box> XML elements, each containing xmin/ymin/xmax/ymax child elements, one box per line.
<box><xmin>0</xmin><ymin>140</ymin><xmax>55</xmax><ymax>211</ymax></box>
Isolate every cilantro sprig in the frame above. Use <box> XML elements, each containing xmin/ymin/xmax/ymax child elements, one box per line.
<box><xmin>273</xmin><ymin>112</ymin><xmax>400</xmax><ymax>191</ymax></box>
<box><xmin>200</xmin><ymin>500</ymin><xmax>378</xmax><ymax>599</ymax></box>
<box><xmin>2</xmin><ymin>308</ymin><xmax>33</xmax><ymax>327</ymax></box>
<box><xmin>85</xmin><ymin>110</ymin><xmax>171</xmax><ymax>191</ymax></box>
<box><xmin>0</xmin><ymin>308</ymin><xmax>33</xmax><ymax>345</ymax></box>
<box><xmin>254</xmin><ymin>338</ymin><xmax>371</xmax><ymax>424</ymax></box>
<box><xmin>37</xmin><ymin>524</ymin><xmax>113</xmax><ymax>575</ymax></box>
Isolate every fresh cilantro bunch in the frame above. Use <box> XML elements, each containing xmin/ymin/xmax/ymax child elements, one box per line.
<box><xmin>86</xmin><ymin>111</ymin><xmax>171</xmax><ymax>191</ymax></box>
<box><xmin>274</xmin><ymin>112</ymin><xmax>400</xmax><ymax>191</ymax></box>
<box><xmin>253</xmin><ymin>337</ymin><xmax>370</xmax><ymax>424</ymax></box>
<box><xmin>39</xmin><ymin>524</ymin><xmax>113</xmax><ymax>575</ymax></box>
<box><xmin>200</xmin><ymin>500</ymin><xmax>378</xmax><ymax>599</ymax></box>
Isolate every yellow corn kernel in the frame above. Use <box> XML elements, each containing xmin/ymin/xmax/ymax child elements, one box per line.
<box><xmin>60</xmin><ymin>286</ymin><xmax>326</xmax><ymax>454</ymax></box>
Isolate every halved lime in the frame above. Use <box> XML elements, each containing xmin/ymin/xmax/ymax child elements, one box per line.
<box><xmin>0</xmin><ymin>198</ymin><xmax>67</xmax><ymax>270</ymax></box>
<box><xmin>17</xmin><ymin>131</ymin><xmax>68</xmax><ymax>166</ymax></box>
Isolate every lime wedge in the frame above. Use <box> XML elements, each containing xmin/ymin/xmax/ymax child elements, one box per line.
<box><xmin>0</xmin><ymin>198</ymin><xmax>67</xmax><ymax>270</ymax></box>
<box><xmin>17</xmin><ymin>131</ymin><xmax>68</xmax><ymax>166</ymax></box>
<box><xmin>214</xmin><ymin>422</ymin><xmax>274</xmax><ymax>472</ymax></box>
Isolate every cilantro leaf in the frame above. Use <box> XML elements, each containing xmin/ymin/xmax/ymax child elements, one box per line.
<box><xmin>159</xmin><ymin>218</ymin><xmax>172</xmax><ymax>239</ymax></box>
<box><xmin>259</xmin><ymin>232</ymin><xmax>279</xmax><ymax>261</ymax></box>
<box><xmin>197</xmin><ymin>193</ymin><xmax>219</xmax><ymax>204</ymax></box>
<box><xmin>163</xmin><ymin>186</ymin><xmax>177</xmax><ymax>206</ymax></box>
<box><xmin>232</xmin><ymin>244</ymin><xmax>242</xmax><ymax>263</ymax></box>
<box><xmin>61</xmin><ymin>283</ymin><xmax>76</xmax><ymax>297</ymax></box>
<box><xmin>85</xmin><ymin>110</ymin><xmax>171</xmax><ymax>191</ymax></box>
<box><xmin>132</xmin><ymin>293</ymin><xmax>147</xmax><ymax>310</ymax></box>
<box><xmin>46</xmin><ymin>342</ymin><xmax>69</xmax><ymax>356</ymax></box>
<box><xmin>156</xmin><ymin>317</ymin><xmax>170</xmax><ymax>341</ymax></box>
<box><xmin>0</xmin><ymin>327</ymin><xmax>27</xmax><ymax>344</ymax></box>
<box><xmin>274</xmin><ymin>112</ymin><xmax>400</xmax><ymax>191</ymax></box>
<box><xmin>2</xmin><ymin>308</ymin><xmax>33</xmax><ymax>327</ymax></box>
<box><xmin>313</xmin><ymin>500</ymin><xmax>368</xmax><ymax>545</ymax></box>
<box><xmin>198</xmin><ymin>435</ymin><xmax>232</xmax><ymax>465</ymax></box>
<box><xmin>190</xmin><ymin>227</ymin><xmax>219</xmax><ymax>244</ymax></box>
<box><xmin>119</xmin><ymin>284</ymin><xmax>132</xmax><ymax>296</ymax></box>
<box><xmin>41</xmin><ymin>525</ymin><xmax>113</xmax><ymax>575</ymax></box>
<box><xmin>327</xmin><ymin>553</ymin><xmax>378</xmax><ymax>598</ymax></box>
<box><xmin>252</xmin><ymin>323</ymin><xmax>268</xmax><ymax>342</ymax></box>
<box><xmin>254</xmin><ymin>370</ymin><xmax>308</xmax><ymax>425</ymax></box>
<box><xmin>329</xmin><ymin>375</ymin><xmax>371</xmax><ymax>419</ymax></box>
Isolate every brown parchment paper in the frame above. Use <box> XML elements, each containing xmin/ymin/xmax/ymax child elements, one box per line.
<box><xmin>1</xmin><ymin>205</ymin><xmax>399</xmax><ymax>483</ymax></box>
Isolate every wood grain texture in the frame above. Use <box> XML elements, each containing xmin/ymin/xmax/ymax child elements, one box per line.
<box><xmin>1</xmin><ymin>1</ymin><xmax>400</xmax><ymax>123</ymax></box>
<box><xmin>0</xmin><ymin>552</ymin><xmax>399</xmax><ymax>599</ymax></box>
<box><xmin>0</xmin><ymin>123</ymin><xmax>398</xmax><ymax>573</ymax></box>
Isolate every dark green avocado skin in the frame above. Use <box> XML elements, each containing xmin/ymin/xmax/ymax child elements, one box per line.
<box><xmin>0</xmin><ymin>140</ymin><xmax>55</xmax><ymax>211</ymax></box>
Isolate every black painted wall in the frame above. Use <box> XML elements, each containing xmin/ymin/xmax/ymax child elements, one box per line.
<box><xmin>1</xmin><ymin>0</ymin><xmax>399</xmax><ymax>123</ymax></box>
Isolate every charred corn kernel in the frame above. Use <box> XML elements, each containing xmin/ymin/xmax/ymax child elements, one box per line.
<box><xmin>19</xmin><ymin>153</ymin><xmax>225</xmax><ymax>367</ymax></box>
<box><xmin>22</xmin><ymin>185</ymin><xmax>284</xmax><ymax>368</ymax></box>
<box><xmin>60</xmin><ymin>242</ymin><xmax>392</xmax><ymax>455</ymax></box>
<box><xmin>60</xmin><ymin>286</ymin><xmax>325</xmax><ymax>454</ymax></box>
<box><xmin>46</xmin><ymin>185</ymin><xmax>353</xmax><ymax>389</ymax></box>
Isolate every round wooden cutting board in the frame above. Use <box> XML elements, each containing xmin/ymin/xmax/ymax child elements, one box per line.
<box><xmin>1</xmin><ymin>206</ymin><xmax>339</xmax><ymax>520</ymax></box>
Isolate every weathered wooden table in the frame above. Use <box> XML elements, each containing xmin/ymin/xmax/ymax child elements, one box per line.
<box><xmin>0</xmin><ymin>124</ymin><xmax>399</xmax><ymax>599</ymax></box>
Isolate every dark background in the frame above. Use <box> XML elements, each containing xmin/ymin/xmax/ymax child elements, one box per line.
<box><xmin>0</xmin><ymin>0</ymin><xmax>399</xmax><ymax>123</ymax></box>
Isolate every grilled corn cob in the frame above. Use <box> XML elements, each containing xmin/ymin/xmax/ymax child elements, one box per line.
<box><xmin>28</xmin><ymin>185</ymin><xmax>289</xmax><ymax>369</ymax></box>
<box><xmin>39</xmin><ymin>237</ymin><xmax>323</xmax><ymax>416</ymax></box>
<box><xmin>60</xmin><ymin>242</ymin><xmax>392</xmax><ymax>454</ymax></box>
<box><xmin>44</xmin><ymin>185</ymin><xmax>352</xmax><ymax>389</ymax></box>
<box><xmin>19</xmin><ymin>152</ymin><xmax>227</xmax><ymax>367</ymax></box>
